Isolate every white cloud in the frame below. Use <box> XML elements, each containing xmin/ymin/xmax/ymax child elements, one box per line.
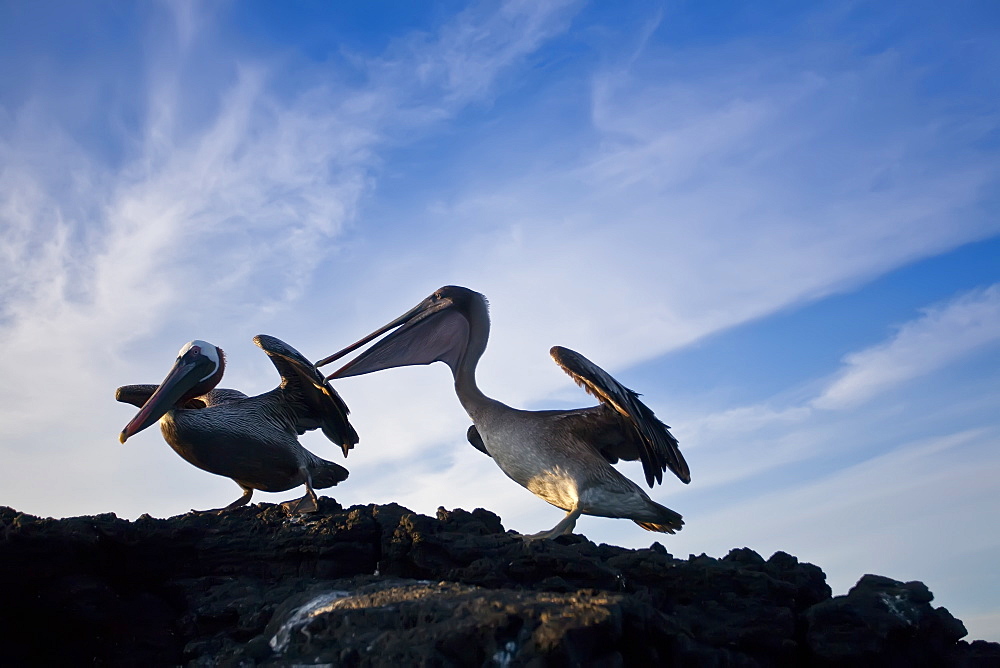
<box><xmin>814</xmin><ymin>285</ymin><xmax>1000</xmax><ymax>409</ymax></box>
<box><xmin>416</xmin><ymin>0</ymin><xmax>580</xmax><ymax>105</ymax></box>
<box><xmin>347</xmin><ymin>0</ymin><xmax>583</xmax><ymax>134</ymax></box>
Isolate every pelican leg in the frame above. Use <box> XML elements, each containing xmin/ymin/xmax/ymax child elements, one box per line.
<box><xmin>520</xmin><ymin>507</ymin><xmax>582</xmax><ymax>541</ymax></box>
<box><xmin>281</xmin><ymin>469</ymin><xmax>320</xmax><ymax>514</ymax></box>
<box><xmin>192</xmin><ymin>484</ymin><xmax>254</xmax><ymax>514</ymax></box>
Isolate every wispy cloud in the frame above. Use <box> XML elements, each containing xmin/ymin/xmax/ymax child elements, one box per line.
<box><xmin>814</xmin><ymin>284</ymin><xmax>1000</xmax><ymax>409</ymax></box>
<box><xmin>644</xmin><ymin>284</ymin><xmax>1000</xmax><ymax>500</ymax></box>
<box><xmin>345</xmin><ymin>0</ymin><xmax>583</xmax><ymax>134</ymax></box>
<box><xmin>400</xmin><ymin>0</ymin><xmax>580</xmax><ymax>106</ymax></box>
<box><xmin>368</xmin><ymin>23</ymin><xmax>1000</xmax><ymax>412</ymax></box>
<box><xmin>813</xmin><ymin>285</ymin><xmax>1000</xmax><ymax>409</ymax></box>
<box><xmin>681</xmin><ymin>426</ymin><xmax>999</xmax><ymax>581</ymax></box>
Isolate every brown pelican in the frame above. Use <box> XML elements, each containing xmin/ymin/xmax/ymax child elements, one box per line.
<box><xmin>117</xmin><ymin>335</ymin><xmax>358</xmax><ymax>513</ymax></box>
<box><xmin>316</xmin><ymin>286</ymin><xmax>689</xmax><ymax>539</ymax></box>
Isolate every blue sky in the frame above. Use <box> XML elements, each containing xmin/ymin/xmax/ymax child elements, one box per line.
<box><xmin>2</xmin><ymin>0</ymin><xmax>999</xmax><ymax>641</ymax></box>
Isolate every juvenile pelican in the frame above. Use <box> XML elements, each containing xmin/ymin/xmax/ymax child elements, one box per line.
<box><xmin>117</xmin><ymin>335</ymin><xmax>358</xmax><ymax>513</ymax></box>
<box><xmin>317</xmin><ymin>286</ymin><xmax>689</xmax><ymax>539</ymax></box>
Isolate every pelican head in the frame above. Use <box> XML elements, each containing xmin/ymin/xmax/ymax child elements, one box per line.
<box><xmin>119</xmin><ymin>340</ymin><xmax>225</xmax><ymax>443</ymax></box>
<box><xmin>317</xmin><ymin>285</ymin><xmax>487</xmax><ymax>379</ymax></box>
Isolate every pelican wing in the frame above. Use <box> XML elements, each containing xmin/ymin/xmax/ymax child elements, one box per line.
<box><xmin>550</xmin><ymin>346</ymin><xmax>690</xmax><ymax>487</ymax></box>
<box><xmin>254</xmin><ymin>335</ymin><xmax>359</xmax><ymax>456</ymax></box>
<box><xmin>551</xmin><ymin>406</ymin><xmax>640</xmax><ymax>465</ymax></box>
<box><xmin>115</xmin><ymin>384</ymin><xmax>159</xmax><ymax>409</ymax></box>
<box><xmin>466</xmin><ymin>425</ymin><xmax>491</xmax><ymax>457</ymax></box>
<box><xmin>115</xmin><ymin>384</ymin><xmax>243</xmax><ymax>410</ymax></box>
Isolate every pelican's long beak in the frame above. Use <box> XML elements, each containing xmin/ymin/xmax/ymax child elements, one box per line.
<box><xmin>318</xmin><ymin>293</ymin><xmax>467</xmax><ymax>379</ymax></box>
<box><xmin>119</xmin><ymin>355</ymin><xmax>213</xmax><ymax>443</ymax></box>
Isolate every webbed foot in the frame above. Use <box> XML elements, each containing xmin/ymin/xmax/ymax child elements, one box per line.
<box><xmin>281</xmin><ymin>494</ymin><xmax>319</xmax><ymax>514</ymax></box>
<box><xmin>281</xmin><ymin>470</ymin><xmax>321</xmax><ymax>514</ymax></box>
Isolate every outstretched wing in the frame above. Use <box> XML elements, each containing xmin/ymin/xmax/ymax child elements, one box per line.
<box><xmin>550</xmin><ymin>346</ymin><xmax>690</xmax><ymax>487</ymax></box>
<box><xmin>254</xmin><ymin>334</ymin><xmax>359</xmax><ymax>456</ymax></box>
<box><xmin>115</xmin><ymin>384</ymin><xmax>159</xmax><ymax>409</ymax></box>
<box><xmin>115</xmin><ymin>384</ymin><xmax>245</xmax><ymax>410</ymax></box>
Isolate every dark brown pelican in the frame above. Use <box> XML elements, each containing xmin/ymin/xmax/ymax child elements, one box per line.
<box><xmin>117</xmin><ymin>335</ymin><xmax>358</xmax><ymax>513</ymax></box>
<box><xmin>316</xmin><ymin>286</ymin><xmax>689</xmax><ymax>539</ymax></box>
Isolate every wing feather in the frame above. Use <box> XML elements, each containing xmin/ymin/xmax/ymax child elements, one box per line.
<box><xmin>115</xmin><ymin>384</ymin><xmax>244</xmax><ymax>410</ymax></box>
<box><xmin>254</xmin><ymin>334</ymin><xmax>359</xmax><ymax>455</ymax></box>
<box><xmin>115</xmin><ymin>384</ymin><xmax>159</xmax><ymax>409</ymax></box>
<box><xmin>554</xmin><ymin>406</ymin><xmax>637</xmax><ymax>465</ymax></box>
<box><xmin>550</xmin><ymin>346</ymin><xmax>690</xmax><ymax>487</ymax></box>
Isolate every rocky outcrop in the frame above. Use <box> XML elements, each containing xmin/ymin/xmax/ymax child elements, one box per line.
<box><xmin>1</xmin><ymin>499</ymin><xmax>996</xmax><ymax>666</ymax></box>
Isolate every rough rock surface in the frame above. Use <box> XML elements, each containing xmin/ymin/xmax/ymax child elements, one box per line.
<box><xmin>1</xmin><ymin>499</ymin><xmax>996</xmax><ymax>666</ymax></box>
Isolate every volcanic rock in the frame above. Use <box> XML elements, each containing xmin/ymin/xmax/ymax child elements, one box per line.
<box><xmin>0</xmin><ymin>499</ymin><xmax>996</xmax><ymax>666</ymax></box>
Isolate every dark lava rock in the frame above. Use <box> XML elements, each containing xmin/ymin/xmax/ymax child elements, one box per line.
<box><xmin>0</xmin><ymin>500</ymin><xmax>996</xmax><ymax>667</ymax></box>
<box><xmin>805</xmin><ymin>574</ymin><xmax>972</xmax><ymax>667</ymax></box>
